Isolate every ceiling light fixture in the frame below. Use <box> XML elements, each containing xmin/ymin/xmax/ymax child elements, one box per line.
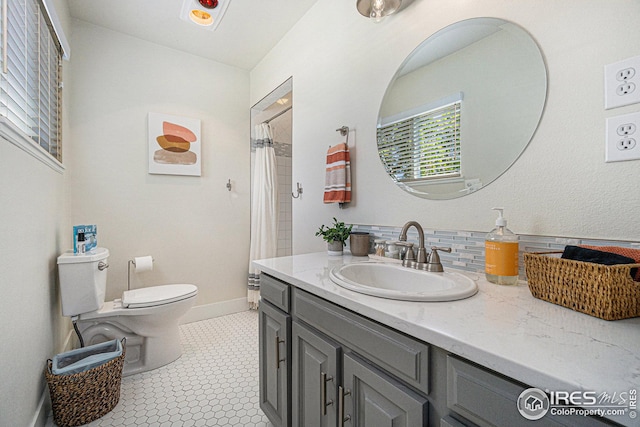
<box><xmin>356</xmin><ymin>0</ymin><xmax>402</xmax><ymax>23</ymax></box>
<box><xmin>180</xmin><ymin>0</ymin><xmax>231</xmax><ymax>31</ymax></box>
<box><xmin>198</xmin><ymin>0</ymin><xmax>218</xmax><ymax>8</ymax></box>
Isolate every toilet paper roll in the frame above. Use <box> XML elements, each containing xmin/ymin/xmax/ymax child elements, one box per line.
<box><xmin>134</xmin><ymin>256</ymin><xmax>153</xmax><ymax>273</ymax></box>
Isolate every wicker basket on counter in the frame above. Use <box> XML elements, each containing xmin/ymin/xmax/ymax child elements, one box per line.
<box><xmin>523</xmin><ymin>251</ymin><xmax>640</xmax><ymax>321</ymax></box>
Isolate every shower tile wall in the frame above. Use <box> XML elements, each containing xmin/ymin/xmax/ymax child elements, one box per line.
<box><xmin>276</xmin><ymin>153</ymin><xmax>292</xmax><ymax>257</ymax></box>
<box><xmin>270</xmin><ymin>106</ymin><xmax>293</xmax><ymax>258</ymax></box>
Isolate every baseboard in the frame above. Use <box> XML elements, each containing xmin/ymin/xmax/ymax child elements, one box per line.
<box><xmin>180</xmin><ymin>297</ymin><xmax>250</xmax><ymax>324</ymax></box>
<box><xmin>29</xmin><ymin>392</ymin><xmax>48</xmax><ymax>427</ymax></box>
<box><xmin>34</xmin><ymin>329</ymin><xmax>74</xmax><ymax>427</ymax></box>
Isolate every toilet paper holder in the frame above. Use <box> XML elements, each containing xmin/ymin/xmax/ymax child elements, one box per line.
<box><xmin>127</xmin><ymin>257</ymin><xmax>154</xmax><ymax>291</ymax></box>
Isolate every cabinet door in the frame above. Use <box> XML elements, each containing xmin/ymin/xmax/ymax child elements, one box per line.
<box><xmin>341</xmin><ymin>353</ymin><xmax>428</xmax><ymax>427</ymax></box>
<box><xmin>259</xmin><ymin>301</ymin><xmax>291</xmax><ymax>427</ymax></box>
<box><xmin>292</xmin><ymin>321</ymin><xmax>341</xmax><ymax>427</ymax></box>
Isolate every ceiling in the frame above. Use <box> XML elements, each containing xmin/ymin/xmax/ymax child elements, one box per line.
<box><xmin>67</xmin><ymin>0</ymin><xmax>320</xmax><ymax>70</ymax></box>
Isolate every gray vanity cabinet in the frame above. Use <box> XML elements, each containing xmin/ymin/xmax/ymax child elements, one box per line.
<box><xmin>291</xmin><ymin>321</ymin><xmax>340</xmax><ymax>427</ymax></box>
<box><xmin>259</xmin><ymin>300</ymin><xmax>290</xmax><ymax>427</ymax></box>
<box><xmin>260</xmin><ymin>274</ymin><xmax>430</xmax><ymax>427</ymax></box>
<box><xmin>259</xmin><ymin>273</ymin><xmax>612</xmax><ymax>427</ymax></box>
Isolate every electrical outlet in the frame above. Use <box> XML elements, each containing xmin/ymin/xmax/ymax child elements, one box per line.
<box><xmin>617</xmin><ymin>137</ymin><xmax>636</xmax><ymax>150</ymax></box>
<box><xmin>617</xmin><ymin>122</ymin><xmax>636</xmax><ymax>136</ymax></box>
<box><xmin>605</xmin><ymin>55</ymin><xmax>640</xmax><ymax>109</ymax></box>
<box><xmin>616</xmin><ymin>82</ymin><xmax>636</xmax><ymax>96</ymax></box>
<box><xmin>617</xmin><ymin>67</ymin><xmax>636</xmax><ymax>81</ymax></box>
<box><xmin>606</xmin><ymin>111</ymin><xmax>640</xmax><ymax>162</ymax></box>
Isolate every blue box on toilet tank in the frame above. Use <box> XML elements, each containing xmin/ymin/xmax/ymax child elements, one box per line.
<box><xmin>73</xmin><ymin>225</ymin><xmax>97</xmax><ymax>254</ymax></box>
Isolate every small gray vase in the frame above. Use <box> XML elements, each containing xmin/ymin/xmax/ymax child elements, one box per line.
<box><xmin>327</xmin><ymin>240</ymin><xmax>344</xmax><ymax>256</ymax></box>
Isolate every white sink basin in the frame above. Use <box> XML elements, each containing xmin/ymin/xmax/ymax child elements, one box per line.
<box><xmin>329</xmin><ymin>262</ymin><xmax>478</xmax><ymax>301</ymax></box>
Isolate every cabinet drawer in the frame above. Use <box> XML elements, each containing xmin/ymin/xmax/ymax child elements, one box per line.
<box><xmin>292</xmin><ymin>288</ymin><xmax>430</xmax><ymax>394</ymax></box>
<box><xmin>262</xmin><ymin>274</ymin><xmax>290</xmax><ymax>313</ymax></box>
<box><xmin>447</xmin><ymin>356</ymin><xmax>608</xmax><ymax>427</ymax></box>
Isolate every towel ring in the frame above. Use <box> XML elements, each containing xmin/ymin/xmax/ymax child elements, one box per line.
<box><xmin>336</xmin><ymin>126</ymin><xmax>349</xmax><ymax>146</ymax></box>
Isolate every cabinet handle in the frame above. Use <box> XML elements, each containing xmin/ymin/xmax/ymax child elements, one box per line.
<box><xmin>321</xmin><ymin>371</ymin><xmax>334</xmax><ymax>415</ymax></box>
<box><xmin>338</xmin><ymin>385</ymin><xmax>351</xmax><ymax>426</ymax></box>
<box><xmin>274</xmin><ymin>336</ymin><xmax>285</xmax><ymax>369</ymax></box>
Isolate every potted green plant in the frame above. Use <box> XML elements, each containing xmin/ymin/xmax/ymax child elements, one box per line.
<box><xmin>316</xmin><ymin>217</ymin><xmax>353</xmax><ymax>255</ymax></box>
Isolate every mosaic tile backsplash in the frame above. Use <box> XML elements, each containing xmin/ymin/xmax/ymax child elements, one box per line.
<box><xmin>349</xmin><ymin>224</ymin><xmax>640</xmax><ymax>279</ymax></box>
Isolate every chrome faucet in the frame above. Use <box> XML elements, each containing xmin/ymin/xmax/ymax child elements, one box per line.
<box><xmin>398</xmin><ymin>221</ymin><xmax>452</xmax><ymax>271</ymax></box>
<box><xmin>398</xmin><ymin>221</ymin><xmax>428</xmax><ymax>266</ymax></box>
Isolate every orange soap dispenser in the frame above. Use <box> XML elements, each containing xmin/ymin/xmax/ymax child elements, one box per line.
<box><xmin>485</xmin><ymin>207</ymin><xmax>519</xmax><ymax>285</ymax></box>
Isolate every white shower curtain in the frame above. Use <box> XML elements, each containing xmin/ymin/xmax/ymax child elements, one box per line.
<box><xmin>248</xmin><ymin>123</ymin><xmax>279</xmax><ymax>309</ymax></box>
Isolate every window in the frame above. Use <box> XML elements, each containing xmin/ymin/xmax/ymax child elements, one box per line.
<box><xmin>0</xmin><ymin>0</ymin><xmax>64</xmax><ymax>166</ymax></box>
<box><xmin>377</xmin><ymin>96</ymin><xmax>461</xmax><ymax>183</ymax></box>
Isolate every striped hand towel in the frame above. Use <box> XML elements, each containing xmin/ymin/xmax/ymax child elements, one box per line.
<box><xmin>323</xmin><ymin>142</ymin><xmax>351</xmax><ymax>203</ymax></box>
<box><xmin>580</xmin><ymin>245</ymin><xmax>640</xmax><ymax>281</ymax></box>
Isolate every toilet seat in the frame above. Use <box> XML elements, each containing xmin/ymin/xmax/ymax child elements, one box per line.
<box><xmin>122</xmin><ymin>284</ymin><xmax>198</xmax><ymax>308</ymax></box>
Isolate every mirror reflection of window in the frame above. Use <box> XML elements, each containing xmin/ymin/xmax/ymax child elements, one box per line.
<box><xmin>378</xmin><ymin>94</ymin><xmax>462</xmax><ymax>184</ymax></box>
<box><xmin>377</xmin><ymin>18</ymin><xmax>547</xmax><ymax>200</ymax></box>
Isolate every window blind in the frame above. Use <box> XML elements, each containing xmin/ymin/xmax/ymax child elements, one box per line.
<box><xmin>377</xmin><ymin>101</ymin><xmax>461</xmax><ymax>182</ymax></box>
<box><xmin>0</xmin><ymin>0</ymin><xmax>62</xmax><ymax>161</ymax></box>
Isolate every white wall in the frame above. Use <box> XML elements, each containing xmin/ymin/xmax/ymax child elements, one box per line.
<box><xmin>0</xmin><ymin>145</ymin><xmax>67</xmax><ymax>426</ymax></box>
<box><xmin>0</xmin><ymin>0</ymin><xmax>71</xmax><ymax>424</ymax></box>
<box><xmin>250</xmin><ymin>0</ymin><xmax>640</xmax><ymax>254</ymax></box>
<box><xmin>67</xmin><ymin>21</ymin><xmax>250</xmax><ymax>308</ymax></box>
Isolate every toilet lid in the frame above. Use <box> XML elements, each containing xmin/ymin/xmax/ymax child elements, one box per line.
<box><xmin>122</xmin><ymin>284</ymin><xmax>197</xmax><ymax>308</ymax></box>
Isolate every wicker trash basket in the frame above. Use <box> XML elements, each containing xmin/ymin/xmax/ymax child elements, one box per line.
<box><xmin>524</xmin><ymin>251</ymin><xmax>640</xmax><ymax>321</ymax></box>
<box><xmin>45</xmin><ymin>339</ymin><xmax>126</xmax><ymax>427</ymax></box>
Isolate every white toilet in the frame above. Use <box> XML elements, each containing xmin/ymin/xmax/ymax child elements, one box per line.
<box><xmin>57</xmin><ymin>247</ymin><xmax>197</xmax><ymax>376</ymax></box>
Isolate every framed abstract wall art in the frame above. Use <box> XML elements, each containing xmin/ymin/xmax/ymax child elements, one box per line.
<box><xmin>148</xmin><ymin>112</ymin><xmax>201</xmax><ymax>176</ymax></box>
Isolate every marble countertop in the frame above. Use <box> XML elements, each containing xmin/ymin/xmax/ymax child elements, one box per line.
<box><xmin>254</xmin><ymin>252</ymin><xmax>640</xmax><ymax>427</ymax></box>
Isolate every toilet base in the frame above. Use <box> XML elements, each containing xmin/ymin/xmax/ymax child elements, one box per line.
<box><xmin>75</xmin><ymin>292</ymin><xmax>196</xmax><ymax>376</ymax></box>
<box><xmin>79</xmin><ymin>320</ymin><xmax>184</xmax><ymax>376</ymax></box>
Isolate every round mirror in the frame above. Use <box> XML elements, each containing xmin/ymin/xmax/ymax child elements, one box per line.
<box><xmin>377</xmin><ymin>17</ymin><xmax>547</xmax><ymax>199</ymax></box>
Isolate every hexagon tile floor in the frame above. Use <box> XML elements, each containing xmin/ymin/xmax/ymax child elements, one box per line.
<box><xmin>47</xmin><ymin>310</ymin><xmax>273</xmax><ymax>427</ymax></box>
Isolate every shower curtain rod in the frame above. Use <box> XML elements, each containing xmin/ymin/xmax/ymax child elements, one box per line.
<box><xmin>263</xmin><ymin>106</ymin><xmax>292</xmax><ymax>124</ymax></box>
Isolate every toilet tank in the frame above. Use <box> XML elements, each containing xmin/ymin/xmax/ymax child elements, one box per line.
<box><xmin>57</xmin><ymin>247</ymin><xmax>109</xmax><ymax>317</ymax></box>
